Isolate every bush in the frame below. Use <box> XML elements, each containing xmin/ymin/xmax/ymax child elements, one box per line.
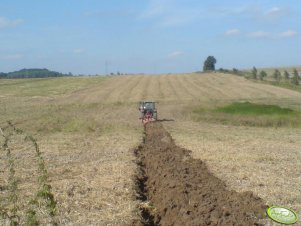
<box><xmin>284</xmin><ymin>70</ymin><xmax>290</xmax><ymax>80</ymax></box>
<box><xmin>291</xmin><ymin>69</ymin><xmax>300</xmax><ymax>85</ymax></box>
<box><xmin>259</xmin><ymin>71</ymin><xmax>267</xmax><ymax>80</ymax></box>
<box><xmin>273</xmin><ymin>69</ymin><xmax>281</xmax><ymax>82</ymax></box>
<box><xmin>251</xmin><ymin>67</ymin><xmax>257</xmax><ymax>79</ymax></box>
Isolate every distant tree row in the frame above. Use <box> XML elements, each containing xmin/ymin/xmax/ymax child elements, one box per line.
<box><xmin>218</xmin><ymin>68</ymin><xmax>245</xmax><ymax>76</ymax></box>
<box><xmin>216</xmin><ymin>66</ymin><xmax>300</xmax><ymax>86</ymax></box>
<box><xmin>109</xmin><ymin>72</ymin><xmax>127</xmax><ymax>76</ymax></box>
<box><xmin>251</xmin><ymin>67</ymin><xmax>300</xmax><ymax>85</ymax></box>
<box><xmin>0</xmin><ymin>68</ymin><xmax>71</xmax><ymax>79</ymax></box>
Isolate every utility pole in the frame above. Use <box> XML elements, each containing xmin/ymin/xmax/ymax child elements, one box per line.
<box><xmin>105</xmin><ymin>60</ymin><xmax>109</xmax><ymax>75</ymax></box>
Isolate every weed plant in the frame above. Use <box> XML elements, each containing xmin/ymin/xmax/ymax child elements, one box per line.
<box><xmin>0</xmin><ymin>122</ymin><xmax>57</xmax><ymax>225</ymax></box>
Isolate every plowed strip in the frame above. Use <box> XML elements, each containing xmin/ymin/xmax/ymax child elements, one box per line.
<box><xmin>134</xmin><ymin>122</ymin><xmax>267</xmax><ymax>226</ymax></box>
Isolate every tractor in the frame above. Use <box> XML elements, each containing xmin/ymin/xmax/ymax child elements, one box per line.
<box><xmin>139</xmin><ymin>101</ymin><xmax>157</xmax><ymax>124</ymax></box>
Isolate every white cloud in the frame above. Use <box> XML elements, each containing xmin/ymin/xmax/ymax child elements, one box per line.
<box><xmin>248</xmin><ymin>31</ymin><xmax>271</xmax><ymax>38</ymax></box>
<box><xmin>213</xmin><ymin>5</ymin><xmax>290</xmax><ymax>22</ymax></box>
<box><xmin>167</xmin><ymin>51</ymin><xmax>184</xmax><ymax>59</ymax></box>
<box><xmin>265</xmin><ymin>7</ymin><xmax>288</xmax><ymax>19</ymax></box>
<box><xmin>279</xmin><ymin>30</ymin><xmax>297</xmax><ymax>38</ymax></box>
<box><xmin>140</xmin><ymin>0</ymin><xmax>201</xmax><ymax>27</ymax></box>
<box><xmin>140</xmin><ymin>3</ymin><xmax>290</xmax><ymax>28</ymax></box>
<box><xmin>1</xmin><ymin>54</ymin><xmax>24</xmax><ymax>60</ymax></box>
<box><xmin>84</xmin><ymin>10</ymin><xmax>135</xmax><ymax>18</ymax></box>
<box><xmin>225</xmin><ymin>29</ymin><xmax>240</xmax><ymax>36</ymax></box>
<box><xmin>246</xmin><ymin>30</ymin><xmax>298</xmax><ymax>39</ymax></box>
<box><xmin>140</xmin><ymin>0</ymin><xmax>167</xmax><ymax>18</ymax></box>
<box><xmin>266</xmin><ymin>7</ymin><xmax>281</xmax><ymax>15</ymax></box>
<box><xmin>73</xmin><ymin>49</ymin><xmax>85</xmax><ymax>54</ymax></box>
<box><xmin>0</xmin><ymin>17</ymin><xmax>23</xmax><ymax>29</ymax></box>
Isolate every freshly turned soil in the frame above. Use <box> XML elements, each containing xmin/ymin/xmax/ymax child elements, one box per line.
<box><xmin>134</xmin><ymin>122</ymin><xmax>267</xmax><ymax>226</ymax></box>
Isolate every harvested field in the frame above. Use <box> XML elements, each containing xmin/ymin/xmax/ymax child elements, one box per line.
<box><xmin>1</xmin><ymin>73</ymin><xmax>301</xmax><ymax>225</ymax></box>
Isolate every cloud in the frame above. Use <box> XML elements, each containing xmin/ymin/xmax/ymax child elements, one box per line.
<box><xmin>140</xmin><ymin>0</ymin><xmax>202</xmax><ymax>27</ymax></box>
<box><xmin>1</xmin><ymin>54</ymin><xmax>24</xmax><ymax>60</ymax></box>
<box><xmin>249</xmin><ymin>6</ymin><xmax>290</xmax><ymax>22</ymax></box>
<box><xmin>211</xmin><ymin>5</ymin><xmax>290</xmax><ymax>23</ymax></box>
<box><xmin>265</xmin><ymin>7</ymin><xmax>289</xmax><ymax>19</ymax></box>
<box><xmin>266</xmin><ymin>7</ymin><xmax>281</xmax><ymax>15</ymax></box>
<box><xmin>140</xmin><ymin>0</ymin><xmax>167</xmax><ymax>18</ymax></box>
<box><xmin>167</xmin><ymin>51</ymin><xmax>184</xmax><ymax>59</ymax></box>
<box><xmin>140</xmin><ymin>2</ymin><xmax>291</xmax><ymax>28</ymax></box>
<box><xmin>0</xmin><ymin>17</ymin><xmax>23</xmax><ymax>29</ymax></box>
<box><xmin>84</xmin><ymin>10</ymin><xmax>135</xmax><ymax>18</ymax></box>
<box><xmin>248</xmin><ymin>31</ymin><xmax>271</xmax><ymax>38</ymax></box>
<box><xmin>73</xmin><ymin>49</ymin><xmax>85</xmax><ymax>54</ymax></box>
<box><xmin>279</xmin><ymin>30</ymin><xmax>297</xmax><ymax>38</ymax></box>
<box><xmin>160</xmin><ymin>13</ymin><xmax>199</xmax><ymax>27</ymax></box>
<box><xmin>246</xmin><ymin>30</ymin><xmax>298</xmax><ymax>39</ymax></box>
<box><xmin>225</xmin><ymin>29</ymin><xmax>240</xmax><ymax>36</ymax></box>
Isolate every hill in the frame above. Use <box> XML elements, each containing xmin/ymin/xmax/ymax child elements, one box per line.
<box><xmin>0</xmin><ymin>68</ymin><xmax>70</xmax><ymax>79</ymax></box>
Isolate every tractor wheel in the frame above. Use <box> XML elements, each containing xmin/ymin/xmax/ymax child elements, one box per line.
<box><xmin>153</xmin><ymin>112</ymin><xmax>157</xmax><ymax>120</ymax></box>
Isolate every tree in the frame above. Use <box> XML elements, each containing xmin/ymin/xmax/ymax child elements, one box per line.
<box><xmin>2</xmin><ymin>68</ymin><xmax>66</xmax><ymax>78</ymax></box>
<box><xmin>251</xmin><ymin>67</ymin><xmax>257</xmax><ymax>79</ymax></box>
<box><xmin>293</xmin><ymin>69</ymin><xmax>300</xmax><ymax>79</ymax></box>
<box><xmin>284</xmin><ymin>70</ymin><xmax>290</xmax><ymax>80</ymax></box>
<box><xmin>273</xmin><ymin>69</ymin><xmax>281</xmax><ymax>82</ymax></box>
<box><xmin>259</xmin><ymin>71</ymin><xmax>267</xmax><ymax>80</ymax></box>
<box><xmin>232</xmin><ymin>68</ymin><xmax>239</xmax><ymax>75</ymax></box>
<box><xmin>0</xmin><ymin>72</ymin><xmax>7</xmax><ymax>78</ymax></box>
<box><xmin>291</xmin><ymin>69</ymin><xmax>300</xmax><ymax>85</ymax></box>
<box><xmin>203</xmin><ymin>56</ymin><xmax>217</xmax><ymax>71</ymax></box>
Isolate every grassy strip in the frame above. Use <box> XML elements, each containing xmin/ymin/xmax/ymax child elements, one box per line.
<box><xmin>25</xmin><ymin>135</ymin><xmax>57</xmax><ymax>218</ymax></box>
<box><xmin>0</xmin><ymin>122</ymin><xmax>57</xmax><ymax>225</ymax></box>
<box><xmin>1</xmin><ymin>126</ymin><xmax>19</xmax><ymax>225</ymax></box>
<box><xmin>8</xmin><ymin>122</ymin><xmax>57</xmax><ymax>224</ymax></box>
<box><xmin>194</xmin><ymin>102</ymin><xmax>301</xmax><ymax>127</ymax></box>
<box><xmin>267</xmin><ymin>80</ymin><xmax>301</xmax><ymax>93</ymax></box>
<box><xmin>215</xmin><ymin>102</ymin><xmax>297</xmax><ymax>115</ymax></box>
<box><xmin>249</xmin><ymin>78</ymin><xmax>301</xmax><ymax>93</ymax></box>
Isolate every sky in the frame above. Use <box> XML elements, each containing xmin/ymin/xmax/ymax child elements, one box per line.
<box><xmin>0</xmin><ymin>0</ymin><xmax>301</xmax><ymax>74</ymax></box>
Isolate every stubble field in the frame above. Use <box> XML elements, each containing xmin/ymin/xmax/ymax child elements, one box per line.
<box><xmin>1</xmin><ymin>73</ymin><xmax>301</xmax><ymax>225</ymax></box>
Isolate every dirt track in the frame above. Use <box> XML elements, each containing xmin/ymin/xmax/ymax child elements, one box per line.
<box><xmin>134</xmin><ymin>122</ymin><xmax>267</xmax><ymax>226</ymax></box>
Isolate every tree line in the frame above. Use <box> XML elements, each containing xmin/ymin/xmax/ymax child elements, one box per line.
<box><xmin>218</xmin><ymin>67</ymin><xmax>300</xmax><ymax>85</ymax></box>
<box><xmin>251</xmin><ymin>67</ymin><xmax>300</xmax><ymax>85</ymax></box>
<box><xmin>202</xmin><ymin>56</ymin><xmax>300</xmax><ymax>86</ymax></box>
<box><xmin>0</xmin><ymin>68</ymin><xmax>71</xmax><ymax>79</ymax></box>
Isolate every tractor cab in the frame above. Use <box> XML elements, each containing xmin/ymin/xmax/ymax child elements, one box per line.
<box><xmin>140</xmin><ymin>101</ymin><xmax>155</xmax><ymax>110</ymax></box>
<box><xmin>139</xmin><ymin>101</ymin><xmax>158</xmax><ymax>123</ymax></box>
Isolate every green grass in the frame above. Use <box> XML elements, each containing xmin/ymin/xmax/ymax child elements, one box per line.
<box><xmin>215</xmin><ymin>102</ymin><xmax>297</xmax><ymax>116</ymax></box>
<box><xmin>194</xmin><ymin>102</ymin><xmax>301</xmax><ymax>127</ymax></box>
<box><xmin>266</xmin><ymin>80</ymin><xmax>301</xmax><ymax>93</ymax></box>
